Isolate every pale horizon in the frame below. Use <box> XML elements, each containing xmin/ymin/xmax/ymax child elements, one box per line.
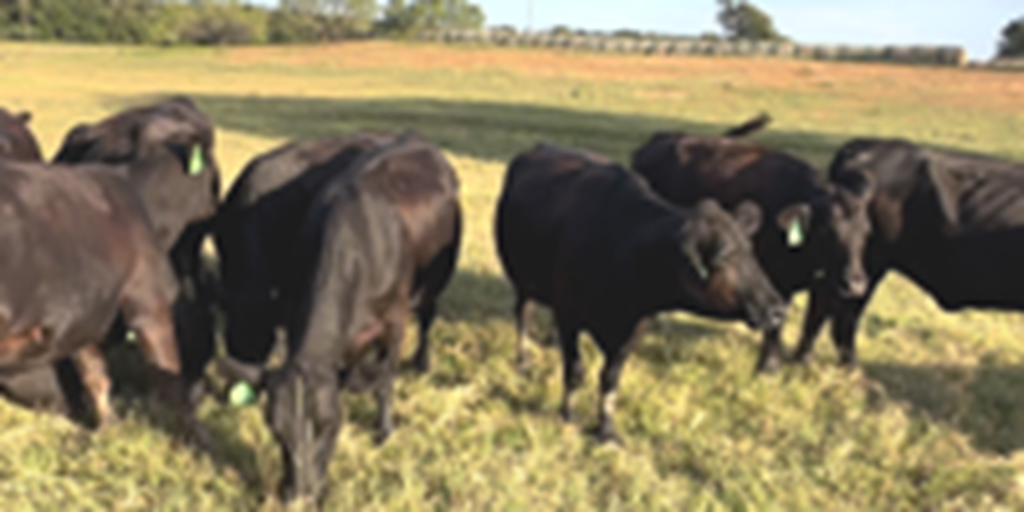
<box><xmin>249</xmin><ymin>0</ymin><xmax>1021</xmax><ymax>60</ymax></box>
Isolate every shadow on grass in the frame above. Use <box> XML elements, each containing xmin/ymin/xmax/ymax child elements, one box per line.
<box><xmin>436</xmin><ymin>268</ymin><xmax>515</xmax><ymax>325</ymax></box>
<box><xmin>864</xmin><ymin>361</ymin><xmax>1024</xmax><ymax>454</ymax></box>
<box><xmin>633</xmin><ymin>315</ymin><xmax>731</xmax><ymax>370</ymax></box>
<box><xmin>114</xmin><ymin>93</ymin><xmax>851</xmax><ymax>167</ymax></box>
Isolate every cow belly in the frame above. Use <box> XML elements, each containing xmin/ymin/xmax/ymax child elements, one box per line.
<box><xmin>896</xmin><ymin>236</ymin><xmax>1024</xmax><ymax>311</ymax></box>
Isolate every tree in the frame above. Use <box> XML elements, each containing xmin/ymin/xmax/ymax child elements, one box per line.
<box><xmin>998</xmin><ymin>16</ymin><xmax>1024</xmax><ymax>57</ymax></box>
<box><xmin>379</xmin><ymin>0</ymin><xmax>485</xmax><ymax>36</ymax></box>
<box><xmin>278</xmin><ymin>0</ymin><xmax>377</xmax><ymax>36</ymax></box>
<box><xmin>717</xmin><ymin>0</ymin><xmax>786</xmax><ymax>41</ymax></box>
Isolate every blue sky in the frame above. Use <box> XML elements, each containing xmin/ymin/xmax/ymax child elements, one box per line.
<box><xmin>252</xmin><ymin>1</ymin><xmax>1021</xmax><ymax>59</ymax></box>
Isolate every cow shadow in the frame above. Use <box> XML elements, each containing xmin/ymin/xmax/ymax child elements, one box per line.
<box><xmin>633</xmin><ymin>315</ymin><xmax>732</xmax><ymax>372</ymax></box>
<box><xmin>864</xmin><ymin>361</ymin><xmax>1024</xmax><ymax>454</ymax></box>
<box><xmin>114</xmin><ymin>93</ymin><xmax>849</xmax><ymax>168</ymax></box>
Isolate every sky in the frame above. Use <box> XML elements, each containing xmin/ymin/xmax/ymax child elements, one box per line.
<box><xmin>252</xmin><ymin>1</ymin><xmax>1022</xmax><ymax>60</ymax></box>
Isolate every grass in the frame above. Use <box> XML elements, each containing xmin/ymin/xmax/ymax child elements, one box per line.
<box><xmin>2</xmin><ymin>40</ymin><xmax>1024</xmax><ymax>510</ymax></box>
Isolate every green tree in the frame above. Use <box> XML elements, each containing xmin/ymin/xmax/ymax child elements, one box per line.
<box><xmin>998</xmin><ymin>16</ymin><xmax>1024</xmax><ymax>57</ymax></box>
<box><xmin>379</xmin><ymin>0</ymin><xmax>484</xmax><ymax>36</ymax></box>
<box><xmin>717</xmin><ymin>0</ymin><xmax>786</xmax><ymax>41</ymax></box>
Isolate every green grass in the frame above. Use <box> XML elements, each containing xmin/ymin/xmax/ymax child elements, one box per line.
<box><xmin>2</xmin><ymin>40</ymin><xmax>1024</xmax><ymax>510</ymax></box>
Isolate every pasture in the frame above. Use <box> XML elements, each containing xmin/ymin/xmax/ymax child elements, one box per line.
<box><xmin>2</xmin><ymin>41</ymin><xmax>1024</xmax><ymax>510</ymax></box>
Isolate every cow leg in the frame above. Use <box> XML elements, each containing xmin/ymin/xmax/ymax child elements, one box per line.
<box><xmin>411</xmin><ymin>230</ymin><xmax>460</xmax><ymax>374</ymax></box>
<box><xmin>266</xmin><ymin>363</ymin><xmax>341</xmax><ymax>506</ymax></box>
<box><xmin>830</xmin><ymin>297</ymin><xmax>870</xmax><ymax>367</ymax></box>
<box><xmin>594</xmin><ymin>320</ymin><xmax>645</xmax><ymax>444</ymax></box>
<box><xmin>754</xmin><ymin>326</ymin><xmax>784</xmax><ymax>374</ymax></box>
<box><xmin>71</xmin><ymin>344</ymin><xmax>118</xmax><ymax>428</ymax></box>
<box><xmin>375</xmin><ymin>309</ymin><xmax>407</xmax><ymax>445</ymax></box>
<box><xmin>555</xmin><ymin>314</ymin><xmax>583</xmax><ymax>423</ymax></box>
<box><xmin>0</xmin><ymin>364</ymin><xmax>72</xmax><ymax>418</ymax></box>
<box><xmin>792</xmin><ymin>281</ymin><xmax>833</xmax><ymax>363</ymax></box>
<box><xmin>514</xmin><ymin>293</ymin><xmax>535</xmax><ymax>373</ymax></box>
<box><xmin>411</xmin><ymin>298</ymin><xmax>436</xmax><ymax>374</ymax></box>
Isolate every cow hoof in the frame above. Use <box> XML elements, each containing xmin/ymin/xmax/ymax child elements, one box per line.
<box><xmin>788</xmin><ymin>350</ymin><xmax>812</xmax><ymax>365</ymax></box>
<box><xmin>593</xmin><ymin>425</ymin><xmax>623</xmax><ymax>446</ymax></box>
<box><xmin>412</xmin><ymin>352</ymin><xmax>430</xmax><ymax>374</ymax></box>
<box><xmin>281</xmin><ymin>494</ymin><xmax>319</xmax><ymax>512</ymax></box>
<box><xmin>559</xmin><ymin>404</ymin><xmax>574</xmax><ymax>424</ymax></box>
<box><xmin>95</xmin><ymin>411</ymin><xmax>122</xmax><ymax>431</ymax></box>
<box><xmin>374</xmin><ymin>429</ymin><xmax>392</xmax><ymax>447</ymax></box>
<box><xmin>755</xmin><ymin>355</ymin><xmax>783</xmax><ymax>375</ymax></box>
<box><xmin>515</xmin><ymin>352</ymin><xmax>533</xmax><ymax>376</ymax></box>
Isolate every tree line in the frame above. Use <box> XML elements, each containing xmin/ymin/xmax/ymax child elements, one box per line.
<box><xmin>0</xmin><ymin>0</ymin><xmax>1020</xmax><ymax>58</ymax></box>
<box><xmin>0</xmin><ymin>0</ymin><xmax>486</xmax><ymax>45</ymax></box>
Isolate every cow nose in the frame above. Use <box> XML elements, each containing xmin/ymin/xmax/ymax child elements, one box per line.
<box><xmin>841</xmin><ymin>275</ymin><xmax>869</xmax><ymax>298</ymax></box>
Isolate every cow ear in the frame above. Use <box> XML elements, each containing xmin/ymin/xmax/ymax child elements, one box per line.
<box><xmin>776</xmin><ymin>203</ymin><xmax>811</xmax><ymax>248</ymax></box>
<box><xmin>920</xmin><ymin>159</ymin><xmax>960</xmax><ymax>228</ymax></box>
<box><xmin>833</xmin><ymin>170</ymin><xmax>874</xmax><ymax>200</ymax></box>
<box><xmin>53</xmin><ymin>124</ymin><xmax>96</xmax><ymax>162</ymax></box>
<box><xmin>140</xmin><ymin>116</ymin><xmax>191</xmax><ymax>144</ymax></box>
<box><xmin>16</xmin><ymin>112</ymin><xmax>31</xmax><ymax>124</ymax></box>
<box><xmin>732</xmin><ymin>200</ymin><xmax>762</xmax><ymax>238</ymax></box>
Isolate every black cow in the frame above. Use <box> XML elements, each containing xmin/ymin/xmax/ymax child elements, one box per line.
<box><xmin>52</xmin><ymin>97</ymin><xmax>221</xmax><ymax>404</ymax></box>
<box><xmin>496</xmin><ymin>143</ymin><xmax>787</xmax><ymax>444</ymax></box>
<box><xmin>219</xmin><ymin>135</ymin><xmax>461</xmax><ymax>505</ymax></box>
<box><xmin>0</xmin><ymin>108</ymin><xmax>43</xmax><ymax>161</ymax></box>
<box><xmin>0</xmin><ymin>159</ymin><xmax>205</xmax><ymax>441</ymax></box>
<box><xmin>794</xmin><ymin>139</ymin><xmax>1024</xmax><ymax>365</ymax></box>
<box><xmin>215</xmin><ymin>131</ymin><xmax>461</xmax><ymax>390</ymax></box>
<box><xmin>631</xmin><ymin>115</ymin><xmax>874</xmax><ymax>371</ymax></box>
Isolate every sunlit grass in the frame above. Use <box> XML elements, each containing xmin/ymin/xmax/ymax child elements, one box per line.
<box><xmin>2</xmin><ymin>40</ymin><xmax>1024</xmax><ymax>510</ymax></box>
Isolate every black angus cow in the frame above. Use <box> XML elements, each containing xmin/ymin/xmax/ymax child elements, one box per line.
<box><xmin>793</xmin><ymin>139</ymin><xmax>1024</xmax><ymax>365</ymax></box>
<box><xmin>0</xmin><ymin>159</ymin><xmax>205</xmax><ymax>441</ymax></box>
<box><xmin>215</xmin><ymin>130</ymin><xmax>461</xmax><ymax>389</ymax></box>
<box><xmin>52</xmin><ymin>97</ymin><xmax>222</xmax><ymax>404</ymax></box>
<box><xmin>496</xmin><ymin>143</ymin><xmax>787</xmax><ymax>444</ymax></box>
<box><xmin>631</xmin><ymin>114</ymin><xmax>874</xmax><ymax>371</ymax></box>
<box><xmin>218</xmin><ymin>135</ymin><xmax>461</xmax><ymax>505</ymax></box>
<box><xmin>0</xmin><ymin>108</ymin><xmax>43</xmax><ymax>161</ymax></box>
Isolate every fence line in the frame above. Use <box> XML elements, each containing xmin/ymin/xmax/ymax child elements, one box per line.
<box><xmin>418</xmin><ymin>30</ymin><xmax>969</xmax><ymax>67</ymax></box>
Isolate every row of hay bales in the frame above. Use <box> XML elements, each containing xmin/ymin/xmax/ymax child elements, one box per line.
<box><xmin>420</xmin><ymin>30</ymin><xmax>968</xmax><ymax>67</ymax></box>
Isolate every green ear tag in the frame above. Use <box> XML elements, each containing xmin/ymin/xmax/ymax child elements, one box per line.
<box><xmin>787</xmin><ymin>219</ymin><xmax>805</xmax><ymax>248</ymax></box>
<box><xmin>228</xmin><ymin>382</ymin><xmax>257</xmax><ymax>407</ymax></box>
<box><xmin>695</xmin><ymin>261</ymin><xmax>709</xmax><ymax>280</ymax></box>
<box><xmin>188</xmin><ymin>145</ymin><xmax>204</xmax><ymax>176</ymax></box>
<box><xmin>125</xmin><ymin>330</ymin><xmax>138</xmax><ymax>344</ymax></box>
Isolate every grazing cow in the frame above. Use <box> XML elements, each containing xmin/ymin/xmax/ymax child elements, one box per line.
<box><xmin>496</xmin><ymin>143</ymin><xmax>787</xmax><ymax>444</ymax></box>
<box><xmin>218</xmin><ymin>135</ymin><xmax>461</xmax><ymax>505</ymax></box>
<box><xmin>631</xmin><ymin>114</ymin><xmax>874</xmax><ymax>371</ymax></box>
<box><xmin>0</xmin><ymin>159</ymin><xmax>205</xmax><ymax>441</ymax></box>
<box><xmin>0</xmin><ymin>108</ymin><xmax>43</xmax><ymax>161</ymax></box>
<box><xmin>215</xmin><ymin>131</ymin><xmax>461</xmax><ymax>390</ymax></box>
<box><xmin>793</xmin><ymin>139</ymin><xmax>1024</xmax><ymax>365</ymax></box>
<box><xmin>52</xmin><ymin>97</ymin><xmax>221</xmax><ymax>404</ymax></box>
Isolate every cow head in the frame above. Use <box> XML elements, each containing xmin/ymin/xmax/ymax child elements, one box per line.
<box><xmin>219</xmin><ymin>362</ymin><xmax>336</xmax><ymax>506</ymax></box>
<box><xmin>0</xmin><ymin>109</ymin><xmax>43</xmax><ymax>162</ymax></box>
<box><xmin>776</xmin><ymin>168</ymin><xmax>875</xmax><ymax>298</ymax></box>
<box><xmin>53</xmin><ymin>97</ymin><xmax>221</xmax><ymax>251</ymax></box>
<box><xmin>675</xmin><ymin>199</ymin><xmax>788</xmax><ymax>330</ymax></box>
